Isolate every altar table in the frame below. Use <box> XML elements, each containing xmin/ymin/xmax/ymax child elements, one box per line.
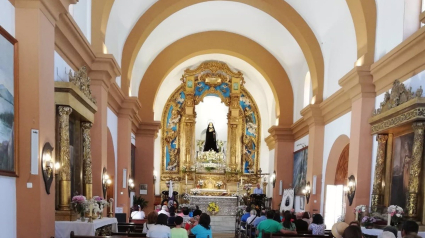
<box><xmin>190</xmin><ymin>195</ymin><xmax>237</xmax><ymax>216</ymax></box>
<box><xmin>55</xmin><ymin>217</ymin><xmax>118</xmax><ymax>238</ymax></box>
<box><xmin>361</xmin><ymin>227</ymin><xmax>425</xmax><ymax>238</ymax></box>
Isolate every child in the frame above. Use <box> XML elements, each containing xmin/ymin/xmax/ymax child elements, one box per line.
<box><xmin>171</xmin><ymin>216</ymin><xmax>188</xmax><ymax>238</ymax></box>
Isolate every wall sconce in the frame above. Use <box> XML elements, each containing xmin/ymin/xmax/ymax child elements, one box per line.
<box><xmin>128</xmin><ymin>176</ymin><xmax>135</xmax><ymax>197</ymax></box>
<box><xmin>302</xmin><ymin>181</ymin><xmax>311</xmax><ymax>204</ymax></box>
<box><xmin>346</xmin><ymin>175</ymin><xmax>356</xmax><ymax>206</ymax></box>
<box><xmin>271</xmin><ymin>170</ymin><xmax>276</xmax><ymax>188</ymax></box>
<box><xmin>153</xmin><ymin>170</ymin><xmax>157</xmax><ymax>184</ymax></box>
<box><xmin>102</xmin><ymin>167</ymin><xmax>112</xmax><ymax>198</ymax></box>
<box><xmin>41</xmin><ymin>142</ymin><xmax>54</xmax><ymax>194</ymax></box>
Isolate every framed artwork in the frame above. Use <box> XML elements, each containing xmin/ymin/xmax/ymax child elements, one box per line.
<box><xmin>139</xmin><ymin>184</ymin><xmax>148</xmax><ymax>195</ymax></box>
<box><xmin>390</xmin><ymin>132</ymin><xmax>414</xmax><ymax>208</ymax></box>
<box><xmin>293</xmin><ymin>147</ymin><xmax>308</xmax><ymax>195</ymax></box>
<box><xmin>0</xmin><ymin>26</ymin><xmax>18</xmax><ymax>177</ymax></box>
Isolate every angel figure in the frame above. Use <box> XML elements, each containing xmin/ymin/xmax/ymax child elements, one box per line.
<box><xmin>243</xmin><ymin>148</ymin><xmax>254</xmax><ymax>171</ymax></box>
<box><xmin>168</xmin><ymin>109</ymin><xmax>181</xmax><ymax>128</ymax></box>
<box><xmin>247</xmin><ymin>122</ymin><xmax>257</xmax><ymax>136</ymax></box>
<box><xmin>176</xmin><ymin>94</ymin><xmax>185</xmax><ymax>104</ymax></box>
<box><xmin>244</xmin><ymin>107</ymin><xmax>254</xmax><ymax>124</ymax></box>
<box><xmin>167</xmin><ymin>148</ymin><xmax>179</xmax><ymax>171</ymax></box>
<box><xmin>240</xmin><ymin>95</ymin><xmax>251</xmax><ymax>106</ymax></box>
<box><xmin>164</xmin><ymin>129</ymin><xmax>177</xmax><ymax>145</ymax></box>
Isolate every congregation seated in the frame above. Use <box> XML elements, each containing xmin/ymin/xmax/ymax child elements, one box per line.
<box><xmin>185</xmin><ymin>209</ymin><xmax>202</xmax><ymax>231</ymax></box>
<box><xmin>382</xmin><ymin>226</ymin><xmax>398</xmax><ymax>238</ymax></box>
<box><xmin>171</xmin><ymin>216</ymin><xmax>188</xmax><ymax>238</ymax></box>
<box><xmin>189</xmin><ymin>213</ymin><xmax>212</xmax><ymax>238</ymax></box>
<box><xmin>143</xmin><ymin>211</ymin><xmax>158</xmax><ymax>234</ymax></box>
<box><xmin>146</xmin><ymin>214</ymin><xmax>171</xmax><ymax>238</ymax></box>
<box><xmin>349</xmin><ymin>220</ymin><xmax>360</xmax><ymax>227</ymax></box>
<box><xmin>131</xmin><ymin>205</ymin><xmax>146</xmax><ymax>220</ymax></box>
<box><xmin>168</xmin><ymin>206</ymin><xmax>177</xmax><ymax>225</ymax></box>
<box><xmin>342</xmin><ymin>225</ymin><xmax>362</xmax><ymax>238</ymax></box>
<box><xmin>158</xmin><ymin>205</ymin><xmax>170</xmax><ymax>217</ymax></box>
<box><xmin>302</xmin><ymin>212</ymin><xmax>311</xmax><ymax>225</ymax></box>
<box><xmin>308</xmin><ymin>214</ymin><xmax>325</xmax><ymax>235</ymax></box>
<box><xmin>241</xmin><ymin>207</ymin><xmax>251</xmax><ymax>222</ymax></box>
<box><xmin>253</xmin><ymin>210</ymin><xmax>267</xmax><ymax>227</ymax></box>
<box><xmin>402</xmin><ymin>220</ymin><xmax>420</xmax><ymax>238</ymax></box>
<box><xmin>247</xmin><ymin>209</ymin><xmax>258</xmax><ymax>225</ymax></box>
<box><xmin>281</xmin><ymin>212</ymin><xmax>297</xmax><ymax>233</ymax></box>
<box><xmin>181</xmin><ymin>207</ymin><xmax>191</xmax><ymax>225</ymax></box>
<box><xmin>256</xmin><ymin>210</ymin><xmax>297</xmax><ymax>238</ymax></box>
<box><xmin>293</xmin><ymin>212</ymin><xmax>308</xmax><ymax>232</ymax></box>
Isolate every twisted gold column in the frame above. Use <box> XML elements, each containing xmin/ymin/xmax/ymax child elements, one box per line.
<box><xmin>58</xmin><ymin>106</ymin><xmax>72</xmax><ymax>211</ymax></box>
<box><xmin>82</xmin><ymin>122</ymin><xmax>93</xmax><ymax>200</ymax></box>
<box><xmin>407</xmin><ymin>122</ymin><xmax>425</xmax><ymax>218</ymax></box>
<box><xmin>371</xmin><ymin>134</ymin><xmax>388</xmax><ymax>212</ymax></box>
<box><xmin>184</xmin><ymin>114</ymin><xmax>195</xmax><ymax>168</ymax></box>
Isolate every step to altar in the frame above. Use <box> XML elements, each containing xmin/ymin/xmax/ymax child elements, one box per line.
<box><xmin>211</xmin><ymin>215</ymin><xmax>235</xmax><ymax>233</ymax></box>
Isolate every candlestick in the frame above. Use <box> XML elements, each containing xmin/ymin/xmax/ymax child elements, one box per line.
<box><xmin>89</xmin><ymin>203</ymin><xmax>93</xmax><ymax>217</ymax></box>
<box><xmin>240</xmin><ymin>177</ymin><xmax>243</xmax><ymax>185</ymax></box>
<box><xmin>387</xmin><ymin>214</ymin><xmax>391</xmax><ymax>226</ymax></box>
<box><xmin>109</xmin><ymin>201</ymin><xmax>112</xmax><ymax>213</ymax></box>
<box><xmin>185</xmin><ymin>175</ymin><xmax>188</xmax><ymax>185</ymax></box>
<box><xmin>355</xmin><ymin>212</ymin><xmax>358</xmax><ymax>221</ymax></box>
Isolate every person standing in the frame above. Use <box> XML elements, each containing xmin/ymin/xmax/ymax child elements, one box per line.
<box><xmin>254</xmin><ymin>183</ymin><xmax>263</xmax><ymax>194</ymax></box>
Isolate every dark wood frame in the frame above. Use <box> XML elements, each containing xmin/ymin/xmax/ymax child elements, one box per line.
<box><xmin>0</xmin><ymin>26</ymin><xmax>19</xmax><ymax>177</ymax></box>
<box><xmin>293</xmin><ymin>146</ymin><xmax>308</xmax><ymax>195</ymax></box>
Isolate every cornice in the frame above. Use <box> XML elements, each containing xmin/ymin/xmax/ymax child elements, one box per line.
<box><xmin>339</xmin><ymin>65</ymin><xmax>375</xmax><ymax>101</ymax></box>
<box><xmin>290</xmin><ymin>118</ymin><xmax>309</xmax><ymax>141</ymax></box>
<box><xmin>136</xmin><ymin>121</ymin><xmax>161</xmax><ymax>138</ymax></box>
<box><xmin>90</xmin><ymin>54</ymin><xmax>121</xmax><ymax>91</ymax></box>
<box><xmin>132</xmin><ymin>114</ymin><xmax>143</xmax><ymax>133</ymax></box>
<box><xmin>371</xmin><ymin>27</ymin><xmax>425</xmax><ymax>95</ymax></box>
<box><xmin>107</xmin><ymin>82</ymin><xmax>125</xmax><ymax>115</ymax></box>
<box><xmin>319</xmin><ymin>89</ymin><xmax>352</xmax><ymax>124</ymax></box>
<box><xmin>300</xmin><ymin>104</ymin><xmax>324</xmax><ymax>127</ymax></box>
<box><xmin>265</xmin><ymin>126</ymin><xmax>294</xmax><ymax>150</ymax></box>
<box><xmin>420</xmin><ymin>11</ymin><xmax>425</xmax><ymax>24</ymax></box>
<box><xmin>119</xmin><ymin>97</ymin><xmax>142</xmax><ymax>120</ymax></box>
<box><xmin>14</xmin><ymin>0</ymin><xmax>71</xmax><ymax>25</ymax></box>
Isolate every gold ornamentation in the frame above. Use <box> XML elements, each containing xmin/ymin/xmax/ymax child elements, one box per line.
<box><xmin>68</xmin><ymin>66</ymin><xmax>96</xmax><ymax>104</ymax></box>
<box><xmin>58</xmin><ymin>106</ymin><xmax>72</xmax><ymax>181</ymax></box>
<box><xmin>407</xmin><ymin>193</ymin><xmax>418</xmax><ymax>218</ymax></box>
<box><xmin>374</xmin><ymin>80</ymin><xmax>422</xmax><ymax>115</ymax></box>
<box><xmin>82</xmin><ymin>122</ymin><xmax>93</xmax><ymax>184</ymax></box>
<box><xmin>371</xmin><ymin>135</ymin><xmax>388</xmax><ymax>212</ymax></box>
<box><xmin>371</xmin><ymin>108</ymin><xmax>425</xmax><ymax>134</ymax></box>
<box><xmin>181</xmin><ymin>61</ymin><xmax>244</xmax><ymax>85</ymax></box>
<box><xmin>160</xmin><ymin>175</ymin><xmax>182</xmax><ymax>181</ymax></box>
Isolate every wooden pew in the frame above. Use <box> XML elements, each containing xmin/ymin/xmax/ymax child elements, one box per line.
<box><xmin>262</xmin><ymin>231</ymin><xmax>332</xmax><ymax>238</ymax></box>
<box><xmin>70</xmin><ymin>231</ymin><xmax>135</xmax><ymax>238</ymax></box>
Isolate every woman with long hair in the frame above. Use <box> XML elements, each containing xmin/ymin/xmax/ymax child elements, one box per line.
<box><xmin>308</xmin><ymin>214</ymin><xmax>326</xmax><ymax>235</ymax></box>
<box><xmin>342</xmin><ymin>225</ymin><xmax>363</xmax><ymax>238</ymax></box>
<box><xmin>190</xmin><ymin>213</ymin><xmax>212</xmax><ymax>238</ymax></box>
<box><xmin>143</xmin><ymin>211</ymin><xmax>158</xmax><ymax>234</ymax></box>
<box><xmin>302</xmin><ymin>212</ymin><xmax>311</xmax><ymax>225</ymax></box>
<box><xmin>282</xmin><ymin>212</ymin><xmax>297</xmax><ymax>233</ymax></box>
<box><xmin>147</xmin><ymin>213</ymin><xmax>171</xmax><ymax>238</ymax></box>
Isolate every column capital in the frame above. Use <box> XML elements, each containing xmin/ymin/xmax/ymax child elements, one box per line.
<box><xmin>339</xmin><ymin>66</ymin><xmax>375</xmax><ymax>101</ymax></box>
<box><xmin>265</xmin><ymin>126</ymin><xmax>294</xmax><ymax>150</ymax></box>
<box><xmin>301</xmin><ymin>104</ymin><xmax>324</xmax><ymax>127</ymax></box>
<box><xmin>376</xmin><ymin>134</ymin><xmax>388</xmax><ymax>143</ymax></box>
<box><xmin>89</xmin><ymin>54</ymin><xmax>121</xmax><ymax>91</ymax></box>
<box><xmin>14</xmin><ymin>0</ymin><xmax>71</xmax><ymax>24</ymax></box>
<box><xmin>136</xmin><ymin>121</ymin><xmax>161</xmax><ymax>138</ymax></box>
<box><xmin>413</xmin><ymin>121</ymin><xmax>425</xmax><ymax>130</ymax></box>
<box><xmin>119</xmin><ymin>97</ymin><xmax>142</xmax><ymax>119</ymax></box>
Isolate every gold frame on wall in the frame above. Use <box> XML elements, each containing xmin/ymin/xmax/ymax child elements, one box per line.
<box><xmin>0</xmin><ymin>26</ymin><xmax>19</xmax><ymax>177</ymax></box>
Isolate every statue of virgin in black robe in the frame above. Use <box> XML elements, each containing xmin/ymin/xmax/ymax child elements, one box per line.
<box><xmin>203</xmin><ymin>122</ymin><xmax>219</xmax><ymax>152</ymax></box>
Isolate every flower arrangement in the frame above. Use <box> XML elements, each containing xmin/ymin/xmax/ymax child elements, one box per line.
<box><xmin>216</xmin><ymin>181</ymin><xmax>224</xmax><ymax>189</ymax></box>
<box><xmin>182</xmin><ymin>193</ymin><xmax>190</xmax><ymax>201</ymax></box>
<box><xmin>71</xmin><ymin>195</ymin><xmax>88</xmax><ymax>214</ymax></box>
<box><xmin>388</xmin><ymin>205</ymin><xmax>404</xmax><ymax>225</ymax></box>
<box><xmin>243</xmin><ymin>184</ymin><xmax>252</xmax><ymax>191</ymax></box>
<box><xmin>354</xmin><ymin>205</ymin><xmax>366</xmax><ymax>214</ymax></box>
<box><xmin>92</xmin><ymin>196</ymin><xmax>109</xmax><ymax>216</ymax></box>
<box><xmin>207</xmin><ymin>202</ymin><xmax>219</xmax><ymax>214</ymax></box>
<box><xmin>361</xmin><ymin>216</ymin><xmax>376</xmax><ymax>228</ymax></box>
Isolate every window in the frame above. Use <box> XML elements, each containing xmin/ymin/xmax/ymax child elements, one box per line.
<box><xmin>303</xmin><ymin>72</ymin><xmax>312</xmax><ymax>107</ymax></box>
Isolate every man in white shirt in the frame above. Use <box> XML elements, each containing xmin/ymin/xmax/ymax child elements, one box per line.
<box><xmin>130</xmin><ymin>205</ymin><xmax>146</xmax><ymax>219</ymax></box>
<box><xmin>253</xmin><ymin>183</ymin><xmax>263</xmax><ymax>194</ymax></box>
<box><xmin>157</xmin><ymin>205</ymin><xmax>170</xmax><ymax>216</ymax></box>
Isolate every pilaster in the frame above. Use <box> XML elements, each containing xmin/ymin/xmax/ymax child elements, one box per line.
<box><xmin>339</xmin><ymin>66</ymin><xmax>375</xmax><ymax>222</ymax></box>
<box><xmin>371</xmin><ymin>134</ymin><xmax>388</xmax><ymax>212</ymax></box>
<box><xmin>135</xmin><ymin>121</ymin><xmax>161</xmax><ymax>214</ymax></box>
<box><xmin>82</xmin><ymin>122</ymin><xmax>93</xmax><ymax>200</ymax></box>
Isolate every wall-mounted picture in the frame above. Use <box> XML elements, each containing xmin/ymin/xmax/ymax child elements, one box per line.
<box><xmin>0</xmin><ymin>26</ymin><xmax>18</xmax><ymax>177</ymax></box>
<box><xmin>293</xmin><ymin>147</ymin><xmax>308</xmax><ymax>195</ymax></box>
<box><xmin>390</xmin><ymin>132</ymin><xmax>414</xmax><ymax>208</ymax></box>
<box><xmin>140</xmin><ymin>184</ymin><xmax>148</xmax><ymax>195</ymax></box>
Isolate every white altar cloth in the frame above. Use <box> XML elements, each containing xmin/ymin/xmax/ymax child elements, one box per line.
<box><xmin>361</xmin><ymin>227</ymin><xmax>425</xmax><ymax>238</ymax></box>
<box><xmin>190</xmin><ymin>188</ymin><xmax>227</xmax><ymax>193</ymax></box>
<box><xmin>55</xmin><ymin>217</ymin><xmax>118</xmax><ymax>238</ymax></box>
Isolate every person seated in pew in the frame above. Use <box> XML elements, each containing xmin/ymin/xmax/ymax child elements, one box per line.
<box><xmin>302</xmin><ymin>211</ymin><xmax>311</xmax><ymax>225</ymax></box>
<box><xmin>402</xmin><ymin>220</ymin><xmax>420</xmax><ymax>238</ymax></box>
<box><xmin>147</xmin><ymin>213</ymin><xmax>171</xmax><ymax>238</ymax></box>
<box><xmin>382</xmin><ymin>226</ymin><xmax>398</xmax><ymax>238</ymax></box>
<box><xmin>241</xmin><ymin>206</ymin><xmax>251</xmax><ymax>223</ymax></box>
<box><xmin>158</xmin><ymin>205</ymin><xmax>170</xmax><ymax>217</ymax></box>
<box><xmin>349</xmin><ymin>220</ymin><xmax>360</xmax><ymax>226</ymax></box>
<box><xmin>171</xmin><ymin>216</ymin><xmax>188</xmax><ymax>238</ymax></box>
<box><xmin>246</xmin><ymin>209</ymin><xmax>258</xmax><ymax>225</ymax></box>
<box><xmin>256</xmin><ymin>210</ymin><xmax>297</xmax><ymax>238</ymax></box>
<box><xmin>189</xmin><ymin>213</ymin><xmax>212</xmax><ymax>238</ymax></box>
<box><xmin>185</xmin><ymin>209</ymin><xmax>202</xmax><ymax>231</ymax></box>
<box><xmin>131</xmin><ymin>205</ymin><xmax>146</xmax><ymax>220</ymax></box>
<box><xmin>168</xmin><ymin>207</ymin><xmax>177</xmax><ymax>225</ymax></box>
<box><xmin>253</xmin><ymin>210</ymin><xmax>267</xmax><ymax>227</ymax></box>
<box><xmin>308</xmin><ymin>214</ymin><xmax>325</xmax><ymax>235</ymax></box>
<box><xmin>143</xmin><ymin>211</ymin><xmax>158</xmax><ymax>234</ymax></box>
<box><xmin>341</xmin><ymin>225</ymin><xmax>363</xmax><ymax>238</ymax></box>
<box><xmin>281</xmin><ymin>212</ymin><xmax>297</xmax><ymax>233</ymax></box>
<box><xmin>293</xmin><ymin>212</ymin><xmax>308</xmax><ymax>232</ymax></box>
<box><xmin>181</xmin><ymin>207</ymin><xmax>191</xmax><ymax>225</ymax></box>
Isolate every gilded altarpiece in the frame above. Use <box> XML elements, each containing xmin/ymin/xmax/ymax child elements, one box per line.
<box><xmin>369</xmin><ymin>80</ymin><xmax>425</xmax><ymax>222</ymax></box>
<box><xmin>160</xmin><ymin>61</ymin><xmax>261</xmax><ymax>194</ymax></box>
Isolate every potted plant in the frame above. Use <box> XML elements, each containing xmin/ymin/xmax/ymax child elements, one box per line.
<box><xmin>361</xmin><ymin>216</ymin><xmax>376</xmax><ymax>229</ymax></box>
<box><xmin>133</xmin><ymin>195</ymin><xmax>148</xmax><ymax>210</ymax></box>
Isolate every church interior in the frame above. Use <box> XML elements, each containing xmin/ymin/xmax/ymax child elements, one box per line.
<box><xmin>1</xmin><ymin>0</ymin><xmax>425</xmax><ymax>237</ymax></box>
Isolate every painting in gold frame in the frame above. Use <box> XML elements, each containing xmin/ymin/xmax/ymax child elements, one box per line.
<box><xmin>0</xmin><ymin>26</ymin><xmax>18</xmax><ymax>177</ymax></box>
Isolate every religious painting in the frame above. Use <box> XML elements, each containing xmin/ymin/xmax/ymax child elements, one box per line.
<box><xmin>139</xmin><ymin>184</ymin><xmax>147</xmax><ymax>195</ymax></box>
<box><xmin>293</xmin><ymin>147</ymin><xmax>308</xmax><ymax>195</ymax></box>
<box><xmin>240</xmin><ymin>92</ymin><xmax>260</xmax><ymax>174</ymax></box>
<box><xmin>390</xmin><ymin>132</ymin><xmax>414</xmax><ymax>208</ymax></box>
<box><xmin>0</xmin><ymin>26</ymin><xmax>18</xmax><ymax>177</ymax></box>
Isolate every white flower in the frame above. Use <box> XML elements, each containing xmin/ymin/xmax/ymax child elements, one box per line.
<box><xmin>396</xmin><ymin>214</ymin><xmax>402</xmax><ymax>217</ymax></box>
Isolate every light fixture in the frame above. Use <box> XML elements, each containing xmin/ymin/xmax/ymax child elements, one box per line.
<box><xmin>41</xmin><ymin>142</ymin><xmax>54</xmax><ymax>194</ymax></box>
<box><xmin>272</xmin><ymin>170</ymin><xmax>276</xmax><ymax>188</ymax></box>
<box><xmin>102</xmin><ymin>167</ymin><xmax>112</xmax><ymax>198</ymax></box>
<box><xmin>128</xmin><ymin>176</ymin><xmax>135</xmax><ymax>197</ymax></box>
<box><xmin>302</xmin><ymin>181</ymin><xmax>311</xmax><ymax>204</ymax></box>
<box><xmin>153</xmin><ymin>170</ymin><xmax>157</xmax><ymax>184</ymax></box>
<box><xmin>346</xmin><ymin>175</ymin><xmax>356</xmax><ymax>206</ymax></box>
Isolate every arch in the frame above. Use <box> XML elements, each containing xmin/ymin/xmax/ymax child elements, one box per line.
<box><xmin>120</xmin><ymin>0</ymin><xmax>324</xmax><ymax>103</ymax></box>
<box><xmin>345</xmin><ymin>0</ymin><xmax>377</xmax><ymax>65</ymax></box>
<box><xmin>325</xmin><ymin>135</ymin><xmax>350</xmax><ymax>188</ymax></box>
<box><xmin>107</xmin><ymin>128</ymin><xmax>115</xmax><ymax>200</ymax></box>
<box><xmin>91</xmin><ymin>0</ymin><xmax>115</xmax><ymax>54</ymax></box>
<box><xmin>137</xmin><ymin>31</ymin><xmax>293</xmax><ymax>126</ymax></box>
<box><xmin>334</xmin><ymin>144</ymin><xmax>350</xmax><ymax>185</ymax></box>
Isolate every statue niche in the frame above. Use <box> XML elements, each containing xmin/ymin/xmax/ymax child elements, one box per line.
<box><xmin>203</xmin><ymin>122</ymin><xmax>219</xmax><ymax>152</ymax></box>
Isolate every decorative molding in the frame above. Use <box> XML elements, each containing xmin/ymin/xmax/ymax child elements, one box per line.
<box><xmin>290</xmin><ymin>118</ymin><xmax>309</xmax><ymax>142</ymax></box>
<box><xmin>301</xmin><ymin>104</ymin><xmax>324</xmax><ymax>127</ymax></box>
<box><xmin>420</xmin><ymin>11</ymin><xmax>425</xmax><ymax>25</ymax></box>
<box><xmin>371</xmin><ymin>27</ymin><xmax>425</xmax><ymax>95</ymax></box>
<box><xmin>68</xmin><ymin>66</ymin><xmax>96</xmax><ymax>104</ymax></box>
<box><xmin>181</xmin><ymin>61</ymin><xmax>244</xmax><ymax>86</ymax></box>
<box><xmin>136</xmin><ymin>121</ymin><xmax>161</xmax><ymax>138</ymax></box>
<box><xmin>108</xmin><ymin>82</ymin><xmax>126</xmax><ymax>114</ymax></box>
<box><xmin>339</xmin><ymin>66</ymin><xmax>375</xmax><ymax>101</ymax></box>
<box><xmin>319</xmin><ymin>88</ymin><xmax>352</xmax><ymax>124</ymax></box>
<box><xmin>370</xmin><ymin>107</ymin><xmax>425</xmax><ymax>134</ymax></box>
<box><xmin>373</xmin><ymin>80</ymin><xmax>422</xmax><ymax>115</ymax></box>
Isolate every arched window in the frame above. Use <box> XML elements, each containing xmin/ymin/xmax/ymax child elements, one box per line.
<box><xmin>303</xmin><ymin>71</ymin><xmax>312</xmax><ymax>107</ymax></box>
<box><xmin>403</xmin><ymin>0</ymin><xmax>422</xmax><ymax>39</ymax></box>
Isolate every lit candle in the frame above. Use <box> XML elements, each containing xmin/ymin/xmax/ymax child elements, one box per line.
<box><xmin>355</xmin><ymin>212</ymin><xmax>358</xmax><ymax>221</ymax></box>
<box><xmin>185</xmin><ymin>175</ymin><xmax>188</xmax><ymax>185</ymax></box>
<box><xmin>240</xmin><ymin>178</ymin><xmax>243</xmax><ymax>185</ymax></box>
<box><xmin>89</xmin><ymin>203</ymin><xmax>93</xmax><ymax>217</ymax></box>
<box><xmin>110</xmin><ymin>201</ymin><xmax>113</xmax><ymax>213</ymax></box>
<box><xmin>387</xmin><ymin>214</ymin><xmax>391</xmax><ymax>226</ymax></box>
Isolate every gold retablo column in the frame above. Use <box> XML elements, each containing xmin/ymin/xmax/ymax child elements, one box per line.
<box><xmin>371</xmin><ymin>134</ymin><xmax>388</xmax><ymax>212</ymax></box>
<box><xmin>407</xmin><ymin>122</ymin><xmax>425</xmax><ymax>218</ymax></box>
<box><xmin>58</xmin><ymin>106</ymin><xmax>72</xmax><ymax>210</ymax></box>
<box><xmin>82</xmin><ymin>122</ymin><xmax>93</xmax><ymax>199</ymax></box>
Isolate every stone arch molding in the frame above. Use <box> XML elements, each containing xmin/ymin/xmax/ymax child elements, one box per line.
<box><xmin>137</xmin><ymin>31</ymin><xmax>294</xmax><ymax>126</ymax></box>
